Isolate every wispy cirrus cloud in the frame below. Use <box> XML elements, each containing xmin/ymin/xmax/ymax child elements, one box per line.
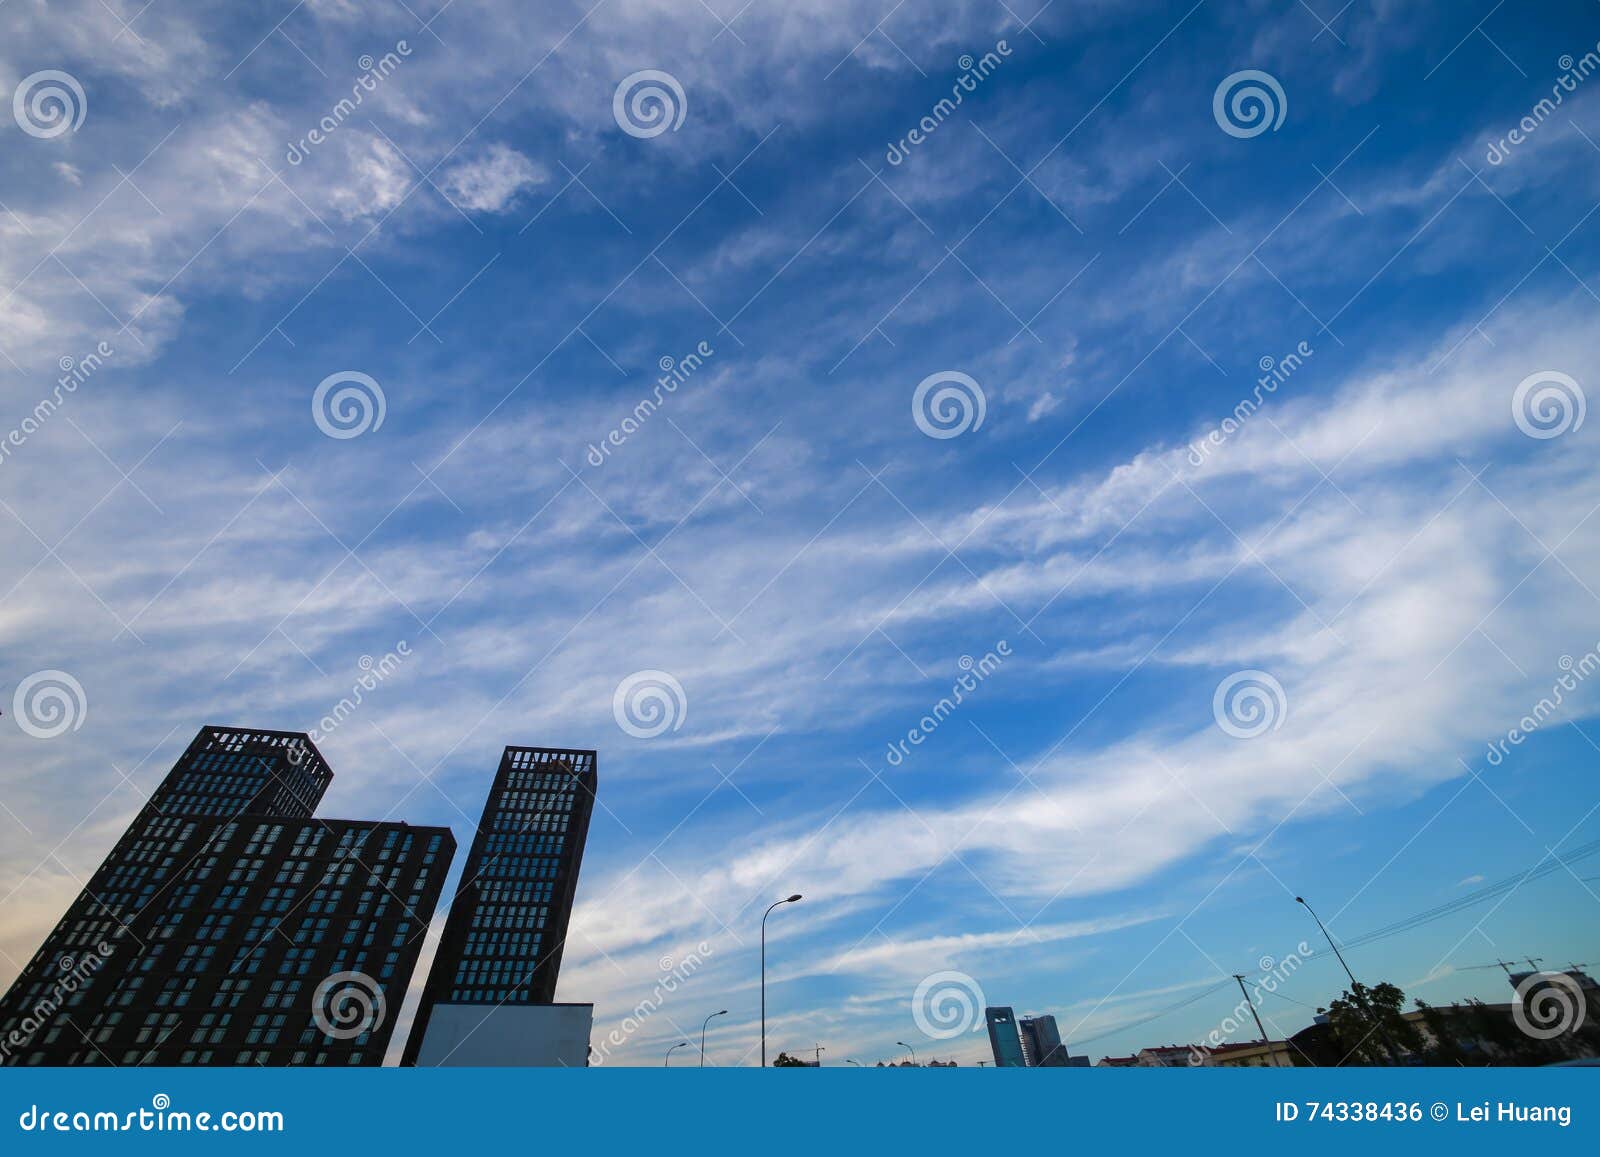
<box><xmin>3</xmin><ymin>0</ymin><xmax>1599</xmax><ymax>1069</ymax></box>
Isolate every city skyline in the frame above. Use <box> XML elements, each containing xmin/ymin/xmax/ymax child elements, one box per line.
<box><xmin>3</xmin><ymin>0</ymin><xmax>1600</xmax><ymax>1070</ymax></box>
<box><xmin>0</xmin><ymin>720</ymin><xmax>1595</xmax><ymax>1066</ymax></box>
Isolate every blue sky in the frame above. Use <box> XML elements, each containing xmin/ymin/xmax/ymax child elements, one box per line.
<box><xmin>3</xmin><ymin>0</ymin><xmax>1600</xmax><ymax>1066</ymax></box>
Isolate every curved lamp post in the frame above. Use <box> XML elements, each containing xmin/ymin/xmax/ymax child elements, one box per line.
<box><xmin>761</xmin><ymin>893</ymin><xmax>803</xmax><ymax>1067</ymax></box>
<box><xmin>1294</xmin><ymin>896</ymin><xmax>1357</xmax><ymax>986</ymax></box>
<box><xmin>700</xmin><ymin>1009</ymin><xmax>728</xmax><ymax>1066</ymax></box>
<box><xmin>665</xmin><ymin>1041</ymin><xmax>689</xmax><ymax>1066</ymax></box>
<box><xmin>897</xmin><ymin>1040</ymin><xmax>918</xmax><ymax>1066</ymax></box>
<box><xmin>1296</xmin><ymin>894</ymin><xmax>1396</xmax><ymax>1062</ymax></box>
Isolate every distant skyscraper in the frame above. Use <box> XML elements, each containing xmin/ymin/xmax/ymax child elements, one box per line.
<box><xmin>986</xmin><ymin>1006</ymin><xmax>1027</xmax><ymax>1067</ymax></box>
<box><xmin>1019</xmin><ymin>1014</ymin><xmax>1069</xmax><ymax>1066</ymax></box>
<box><xmin>403</xmin><ymin>746</ymin><xmax>597</xmax><ymax>1066</ymax></box>
<box><xmin>0</xmin><ymin>726</ymin><xmax>454</xmax><ymax>1065</ymax></box>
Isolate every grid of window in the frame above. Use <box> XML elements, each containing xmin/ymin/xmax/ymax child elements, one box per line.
<box><xmin>0</xmin><ymin>726</ymin><xmax>453</xmax><ymax>1068</ymax></box>
<box><xmin>402</xmin><ymin>747</ymin><xmax>595</xmax><ymax>1063</ymax></box>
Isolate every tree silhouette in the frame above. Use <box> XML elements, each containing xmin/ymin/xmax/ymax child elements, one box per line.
<box><xmin>1317</xmin><ymin>981</ymin><xmax>1423</xmax><ymax>1065</ymax></box>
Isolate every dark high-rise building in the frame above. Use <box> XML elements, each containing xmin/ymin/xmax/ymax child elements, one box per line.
<box><xmin>986</xmin><ymin>1006</ymin><xmax>1027</xmax><ymax>1067</ymax></box>
<box><xmin>403</xmin><ymin>745</ymin><xmax>597</xmax><ymax>1066</ymax></box>
<box><xmin>0</xmin><ymin>726</ymin><xmax>454</xmax><ymax>1066</ymax></box>
<box><xmin>1019</xmin><ymin>1013</ymin><xmax>1068</xmax><ymax>1066</ymax></box>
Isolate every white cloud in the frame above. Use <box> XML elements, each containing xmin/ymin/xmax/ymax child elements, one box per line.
<box><xmin>2</xmin><ymin>0</ymin><xmax>1597</xmax><ymax>1067</ymax></box>
<box><xmin>437</xmin><ymin>143</ymin><xmax>547</xmax><ymax>213</ymax></box>
<box><xmin>1027</xmin><ymin>392</ymin><xmax>1061</xmax><ymax>421</ymax></box>
<box><xmin>548</xmin><ymin>296</ymin><xmax>1600</xmax><ymax>1032</ymax></box>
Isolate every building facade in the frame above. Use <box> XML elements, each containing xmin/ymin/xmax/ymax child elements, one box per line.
<box><xmin>1136</xmin><ymin>1044</ymin><xmax>1207</xmax><ymax>1066</ymax></box>
<box><xmin>0</xmin><ymin>726</ymin><xmax>454</xmax><ymax>1066</ymax></box>
<box><xmin>986</xmin><ymin>1006</ymin><xmax>1028</xmax><ymax>1067</ymax></box>
<box><xmin>1202</xmin><ymin>1039</ymin><xmax>1297</xmax><ymax>1067</ymax></box>
<box><xmin>1019</xmin><ymin>1013</ymin><xmax>1068</xmax><ymax>1066</ymax></box>
<box><xmin>402</xmin><ymin>745</ymin><xmax>597</xmax><ymax>1066</ymax></box>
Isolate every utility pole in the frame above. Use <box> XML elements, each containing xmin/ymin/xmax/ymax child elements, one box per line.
<box><xmin>813</xmin><ymin>1043</ymin><xmax>825</xmax><ymax>1066</ymax></box>
<box><xmin>1524</xmin><ymin>957</ymin><xmax>1544</xmax><ymax>973</ymax></box>
<box><xmin>1233</xmin><ymin>974</ymin><xmax>1270</xmax><ymax>1043</ymax></box>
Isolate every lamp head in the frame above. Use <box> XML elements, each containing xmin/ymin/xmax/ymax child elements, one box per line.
<box><xmin>1295</xmin><ymin>896</ymin><xmax>1306</xmax><ymax>904</ymax></box>
<box><xmin>787</xmin><ymin>893</ymin><xmax>803</xmax><ymax>903</ymax></box>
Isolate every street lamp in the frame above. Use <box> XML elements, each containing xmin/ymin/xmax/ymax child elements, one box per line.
<box><xmin>1295</xmin><ymin>896</ymin><xmax>1358</xmax><ymax>987</ymax></box>
<box><xmin>1295</xmin><ymin>894</ymin><xmax>1397</xmax><ymax>1062</ymax></box>
<box><xmin>700</xmin><ymin>1009</ymin><xmax>728</xmax><ymax>1066</ymax></box>
<box><xmin>761</xmin><ymin>893</ymin><xmax>803</xmax><ymax>1067</ymax></box>
<box><xmin>846</xmin><ymin>1059</ymin><xmax>861</xmax><ymax>1066</ymax></box>
<box><xmin>897</xmin><ymin>1040</ymin><xmax>918</xmax><ymax>1066</ymax></box>
<box><xmin>665</xmin><ymin>1041</ymin><xmax>688</xmax><ymax>1066</ymax></box>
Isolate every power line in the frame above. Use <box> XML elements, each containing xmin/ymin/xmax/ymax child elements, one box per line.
<box><xmin>1068</xmin><ymin>979</ymin><xmax>1235</xmax><ymax>1048</ymax></box>
<box><xmin>1335</xmin><ymin>838</ymin><xmax>1600</xmax><ymax>952</ymax></box>
<box><xmin>1230</xmin><ymin>838</ymin><xmax>1600</xmax><ymax>976</ymax></box>
<box><xmin>1071</xmin><ymin>843</ymin><xmax>1600</xmax><ymax>1053</ymax></box>
<box><xmin>1255</xmin><ymin>986</ymin><xmax>1321</xmax><ymax>1010</ymax></box>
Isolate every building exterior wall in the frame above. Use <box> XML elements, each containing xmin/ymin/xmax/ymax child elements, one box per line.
<box><xmin>986</xmin><ymin>1006</ymin><xmax>1027</xmax><ymax>1067</ymax></box>
<box><xmin>1204</xmin><ymin>1040</ymin><xmax>1296</xmax><ymax>1067</ymax></box>
<box><xmin>1019</xmin><ymin>1014</ymin><xmax>1068</xmax><ymax>1066</ymax></box>
<box><xmin>0</xmin><ymin>726</ymin><xmax>453</xmax><ymax>1066</ymax></box>
<box><xmin>410</xmin><ymin>1003</ymin><xmax>593</xmax><ymax>1067</ymax></box>
<box><xmin>402</xmin><ymin>746</ymin><xmax>597</xmax><ymax>1066</ymax></box>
